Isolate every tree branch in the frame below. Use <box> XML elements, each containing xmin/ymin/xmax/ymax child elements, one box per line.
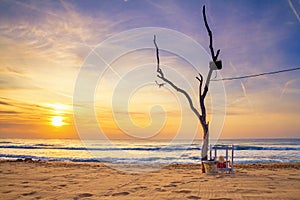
<box><xmin>202</xmin><ymin>5</ymin><xmax>220</xmax><ymax>62</ymax></box>
<box><xmin>196</xmin><ymin>73</ymin><xmax>208</xmax><ymax>126</ymax></box>
<box><xmin>201</xmin><ymin>5</ymin><xmax>219</xmax><ymax>114</ymax></box>
<box><xmin>153</xmin><ymin>35</ymin><xmax>162</xmax><ymax>76</ymax></box>
<box><xmin>202</xmin><ymin>85</ymin><xmax>208</xmax><ymax>99</ymax></box>
<box><xmin>200</xmin><ymin>86</ymin><xmax>207</xmax><ymax>125</ymax></box>
<box><xmin>154</xmin><ymin>35</ymin><xmax>201</xmax><ymax>120</ymax></box>
<box><xmin>196</xmin><ymin>73</ymin><xmax>203</xmax><ymax>109</ymax></box>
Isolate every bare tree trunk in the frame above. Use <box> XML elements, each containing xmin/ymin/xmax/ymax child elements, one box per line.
<box><xmin>201</xmin><ymin>129</ymin><xmax>209</xmax><ymax>173</ymax></box>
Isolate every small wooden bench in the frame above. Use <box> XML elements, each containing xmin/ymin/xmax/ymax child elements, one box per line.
<box><xmin>209</xmin><ymin>144</ymin><xmax>234</xmax><ymax>173</ymax></box>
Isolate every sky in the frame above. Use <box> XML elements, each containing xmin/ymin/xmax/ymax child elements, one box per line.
<box><xmin>0</xmin><ymin>0</ymin><xmax>299</xmax><ymax>140</ymax></box>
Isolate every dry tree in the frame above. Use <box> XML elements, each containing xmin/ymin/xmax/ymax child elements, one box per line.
<box><xmin>154</xmin><ymin>5</ymin><xmax>222</xmax><ymax>173</ymax></box>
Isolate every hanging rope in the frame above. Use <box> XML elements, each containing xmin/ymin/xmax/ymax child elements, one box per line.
<box><xmin>211</xmin><ymin>67</ymin><xmax>300</xmax><ymax>81</ymax></box>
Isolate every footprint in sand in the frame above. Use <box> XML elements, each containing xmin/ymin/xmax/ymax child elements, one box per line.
<box><xmin>163</xmin><ymin>183</ymin><xmax>177</xmax><ymax>188</ymax></box>
<box><xmin>134</xmin><ymin>186</ymin><xmax>147</xmax><ymax>190</ymax></box>
<box><xmin>187</xmin><ymin>195</ymin><xmax>201</xmax><ymax>200</ymax></box>
<box><xmin>59</xmin><ymin>184</ymin><xmax>67</xmax><ymax>188</ymax></box>
<box><xmin>185</xmin><ymin>180</ymin><xmax>197</xmax><ymax>184</ymax></box>
<box><xmin>38</xmin><ymin>178</ymin><xmax>49</xmax><ymax>181</ymax></box>
<box><xmin>129</xmin><ymin>186</ymin><xmax>147</xmax><ymax>193</ymax></box>
<box><xmin>73</xmin><ymin>193</ymin><xmax>93</xmax><ymax>200</ymax></box>
<box><xmin>155</xmin><ymin>188</ymin><xmax>167</xmax><ymax>192</ymax></box>
<box><xmin>192</xmin><ymin>177</ymin><xmax>200</xmax><ymax>180</ymax></box>
<box><xmin>173</xmin><ymin>190</ymin><xmax>191</xmax><ymax>194</ymax></box>
<box><xmin>22</xmin><ymin>191</ymin><xmax>37</xmax><ymax>196</ymax></box>
<box><xmin>111</xmin><ymin>192</ymin><xmax>130</xmax><ymax>196</ymax></box>
<box><xmin>200</xmin><ymin>179</ymin><xmax>208</xmax><ymax>182</ymax></box>
<box><xmin>78</xmin><ymin>193</ymin><xmax>93</xmax><ymax>197</ymax></box>
<box><xmin>2</xmin><ymin>190</ymin><xmax>12</xmax><ymax>194</ymax></box>
<box><xmin>288</xmin><ymin>177</ymin><xmax>300</xmax><ymax>181</ymax></box>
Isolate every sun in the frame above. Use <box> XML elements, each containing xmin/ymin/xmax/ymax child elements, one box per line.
<box><xmin>48</xmin><ymin>103</ymin><xmax>69</xmax><ymax>127</ymax></box>
<box><xmin>52</xmin><ymin>116</ymin><xmax>64</xmax><ymax>127</ymax></box>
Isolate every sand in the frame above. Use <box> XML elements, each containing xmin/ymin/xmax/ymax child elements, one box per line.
<box><xmin>0</xmin><ymin>161</ymin><xmax>299</xmax><ymax>200</ymax></box>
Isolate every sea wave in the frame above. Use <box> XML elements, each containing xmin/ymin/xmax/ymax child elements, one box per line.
<box><xmin>234</xmin><ymin>145</ymin><xmax>300</xmax><ymax>151</ymax></box>
<box><xmin>0</xmin><ymin>144</ymin><xmax>299</xmax><ymax>151</ymax></box>
<box><xmin>1</xmin><ymin>153</ymin><xmax>298</xmax><ymax>164</ymax></box>
<box><xmin>0</xmin><ymin>153</ymin><xmax>179</xmax><ymax>164</ymax></box>
<box><xmin>0</xmin><ymin>145</ymin><xmax>200</xmax><ymax>151</ymax></box>
<box><xmin>0</xmin><ymin>141</ymin><xmax>12</xmax><ymax>144</ymax></box>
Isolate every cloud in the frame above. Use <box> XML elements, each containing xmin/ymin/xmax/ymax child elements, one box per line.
<box><xmin>6</xmin><ymin>67</ymin><xmax>25</xmax><ymax>75</ymax></box>
<box><xmin>0</xmin><ymin>0</ymin><xmax>129</xmax><ymax>66</ymax></box>
<box><xmin>280</xmin><ymin>78</ymin><xmax>300</xmax><ymax>98</ymax></box>
<box><xmin>0</xmin><ymin>74</ymin><xmax>37</xmax><ymax>90</ymax></box>
<box><xmin>0</xmin><ymin>100</ymin><xmax>11</xmax><ymax>106</ymax></box>
<box><xmin>0</xmin><ymin>111</ymin><xmax>19</xmax><ymax>114</ymax></box>
<box><xmin>287</xmin><ymin>0</ymin><xmax>300</xmax><ymax>22</ymax></box>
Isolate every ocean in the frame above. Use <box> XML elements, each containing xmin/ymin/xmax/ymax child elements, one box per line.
<box><xmin>0</xmin><ymin>138</ymin><xmax>299</xmax><ymax>165</ymax></box>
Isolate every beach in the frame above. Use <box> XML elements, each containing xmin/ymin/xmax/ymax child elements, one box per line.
<box><xmin>0</xmin><ymin>161</ymin><xmax>299</xmax><ymax>200</ymax></box>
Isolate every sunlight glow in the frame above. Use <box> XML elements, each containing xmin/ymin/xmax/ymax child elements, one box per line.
<box><xmin>51</xmin><ymin>103</ymin><xmax>69</xmax><ymax>114</ymax></box>
<box><xmin>52</xmin><ymin>116</ymin><xmax>64</xmax><ymax>127</ymax></box>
